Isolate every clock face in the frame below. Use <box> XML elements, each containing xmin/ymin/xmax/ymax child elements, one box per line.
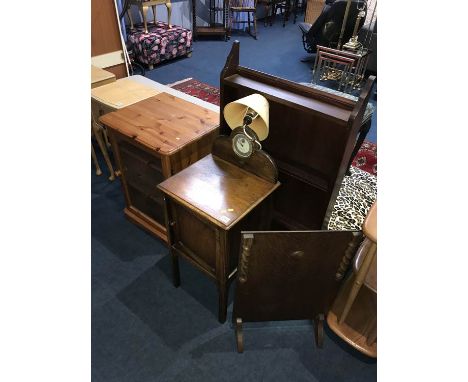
<box><xmin>232</xmin><ymin>133</ymin><xmax>253</xmax><ymax>158</ymax></box>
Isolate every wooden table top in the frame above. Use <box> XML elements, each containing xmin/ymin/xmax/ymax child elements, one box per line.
<box><xmin>158</xmin><ymin>154</ymin><xmax>280</xmax><ymax>229</ymax></box>
<box><xmin>100</xmin><ymin>92</ymin><xmax>219</xmax><ymax>154</ymax></box>
<box><xmin>91</xmin><ymin>65</ymin><xmax>116</xmax><ymax>88</ymax></box>
<box><xmin>92</xmin><ymin>77</ymin><xmax>161</xmax><ymax>109</ymax></box>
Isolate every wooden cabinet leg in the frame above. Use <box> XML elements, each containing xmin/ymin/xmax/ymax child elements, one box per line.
<box><xmin>171</xmin><ymin>250</ymin><xmax>181</xmax><ymax>287</ymax></box>
<box><xmin>218</xmin><ymin>281</ymin><xmax>228</xmax><ymax>323</ymax></box>
<box><xmin>314</xmin><ymin>314</ymin><xmax>324</xmax><ymax>348</ymax></box>
<box><xmin>235</xmin><ymin>318</ymin><xmax>244</xmax><ymax>353</ymax></box>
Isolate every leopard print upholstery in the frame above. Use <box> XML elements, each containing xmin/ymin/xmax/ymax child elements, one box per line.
<box><xmin>328</xmin><ymin>167</ymin><xmax>377</xmax><ymax>231</ymax></box>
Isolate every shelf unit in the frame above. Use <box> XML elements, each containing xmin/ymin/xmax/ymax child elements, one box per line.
<box><xmin>192</xmin><ymin>0</ymin><xmax>228</xmax><ymax>40</ymax></box>
<box><xmin>220</xmin><ymin>42</ymin><xmax>376</xmax><ymax>230</ymax></box>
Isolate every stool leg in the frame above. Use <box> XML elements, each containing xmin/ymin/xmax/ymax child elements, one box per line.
<box><xmin>166</xmin><ymin>2</ymin><xmax>172</xmax><ymax>27</ymax></box>
<box><xmin>151</xmin><ymin>5</ymin><xmax>157</xmax><ymax>26</ymax></box>
<box><xmin>91</xmin><ymin>143</ymin><xmax>102</xmax><ymax>176</ymax></box>
<box><xmin>92</xmin><ymin>122</ymin><xmax>115</xmax><ymax>181</ymax></box>
<box><xmin>339</xmin><ymin>243</ymin><xmax>376</xmax><ymax>324</ymax></box>
<box><xmin>139</xmin><ymin>4</ymin><xmax>150</xmax><ymax>33</ymax></box>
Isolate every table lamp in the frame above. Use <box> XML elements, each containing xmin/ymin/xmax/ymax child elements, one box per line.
<box><xmin>223</xmin><ymin>94</ymin><xmax>269</xmax><ymax>159</ymax></box>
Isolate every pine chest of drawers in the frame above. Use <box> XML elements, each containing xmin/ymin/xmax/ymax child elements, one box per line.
<box><xmin>100</xmin><ymin>92</ymin><xmax>219</xmax><ymax>242</ymax></box>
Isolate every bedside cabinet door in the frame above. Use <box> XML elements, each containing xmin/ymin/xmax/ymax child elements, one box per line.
<box><xmin>119</xmin><ymin>141</ymin><xmax>166</xmax><ymax>225</ymax></box>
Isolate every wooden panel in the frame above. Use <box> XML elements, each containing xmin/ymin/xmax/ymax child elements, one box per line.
<box><xmin>91</xmin><ymin>0</ymin><xmax>123</xmax><ymax>56</ymax></box>
<box><xmin>171</xmin><ymin>201</ymin><xmax>218</xmax><ymax>272</ymax></box>
<box><xmin>91</xmin><ymin>0</ymin><xmax>127</xmax><ymax>79</ymax></box>
<box><xmin>100</xmin><ymin>93</ymin><xmax>220</xmax><ymax>154</ymax></box>
<box><xmin>158</xmin><ymin>154</ymin><xmax>280</xmax><ymax>229</ymax></box>
<box><xmin>305</xmin><ymin>0</ymin><xmax>325</xmax><ymax>24</ymax></box>
<box><xmin>233</xmin><ymin>230</ymin><xmax>362</xmax><ymax>322</ymax></box>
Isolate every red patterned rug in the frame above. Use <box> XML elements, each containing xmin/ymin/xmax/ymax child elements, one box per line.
<box><xmin>170</xmin><ymin>78</ymin><xmax>220</xmax><ymax>106</ymax></box>
<box><xmin>169</xmin><ymin>78</ymin><xmax>377</xmax><ymax>176</ymax></box>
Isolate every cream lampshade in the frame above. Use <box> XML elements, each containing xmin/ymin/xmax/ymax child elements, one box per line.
<box><xmin>223</xmin><ymin>94</ymin><xmax>269</xmax><ymax>141</ymax></box>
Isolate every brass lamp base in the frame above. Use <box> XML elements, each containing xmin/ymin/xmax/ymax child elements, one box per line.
<box><xmin>343</xmin><ymin>37</ymin><xmax>361</xmax><ymax>52</ymax></box>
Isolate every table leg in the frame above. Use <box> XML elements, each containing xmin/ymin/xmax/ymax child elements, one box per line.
<box><xmin>91</xmin><ymin>143</ymin><xmax>102</xmax><ymax>176</ymax></box>
<box><xmin>92</xmin><ymin>122</ymin><xmax>115</xmax><ymax>181</ymax></box>
<box><xmin>164</xmin><ymin>197</ymin><xmax>181</xmax><ymax>287</ymax></box>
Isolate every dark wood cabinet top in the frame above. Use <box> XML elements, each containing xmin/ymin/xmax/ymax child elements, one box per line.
<box><xmin>158</xmin><ymin>154</ymin><xmax>280</xmax><ymax>229</ymax></box>
<box><xmin>99</xmin><ymin>92</ymin><xmax>219</xmax><ymax>154</ymax></box>
<box><xmin>224</xmin><ymin>74</ymin><xmax>352</xmax><ymax>123</ymax></box>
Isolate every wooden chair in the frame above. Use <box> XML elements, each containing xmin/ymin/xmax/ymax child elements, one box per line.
<box><xmin>327</xmin><ymin>202</ymin><xmax>377</xmax><ymax>357</ymax></box>
<box><xmin>228</xmin><ymin>0</ymin><xmax>258</xmax><ymax>39</ymax></box>
<box><xmin>258</xmin><ymin>0</ymin><xmax>291</xmax><ymax>27</ymax></box>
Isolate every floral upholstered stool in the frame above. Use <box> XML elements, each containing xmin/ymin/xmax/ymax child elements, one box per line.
<box><xmin>127</xmin><ymin>22</ymin><xmax>192</xmax><ymax>70</ymax></box>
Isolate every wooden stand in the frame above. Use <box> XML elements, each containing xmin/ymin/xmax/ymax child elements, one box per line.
<box><xmin>158</xmin><ymin>137</ymin><xmax>280</xmax><ymax>323</ymax></box>
<box><xmin>100</xmin><ymin>93</ymin><xmax>219</xmax><ymax>242</ymax></box>
<box><xmin>192</xmin><ymin>0</ymin><xmax>228</xmax><ymax>41</ymax></box>
<box><xmin>220</xmin><ymin>41</ymin><xmax>376</xmax><ymax>230</ymax></box>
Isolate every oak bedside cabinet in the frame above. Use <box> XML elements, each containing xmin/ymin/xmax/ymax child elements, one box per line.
<box><xmin>99</xmin><ymin>93</ymin><xmax>219</xmax><ymax>243</ymax></box>
<box><xmin>158</xmin><ymin>137</ymin><xmax>280</xmax><ymax>323</ymax></box>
